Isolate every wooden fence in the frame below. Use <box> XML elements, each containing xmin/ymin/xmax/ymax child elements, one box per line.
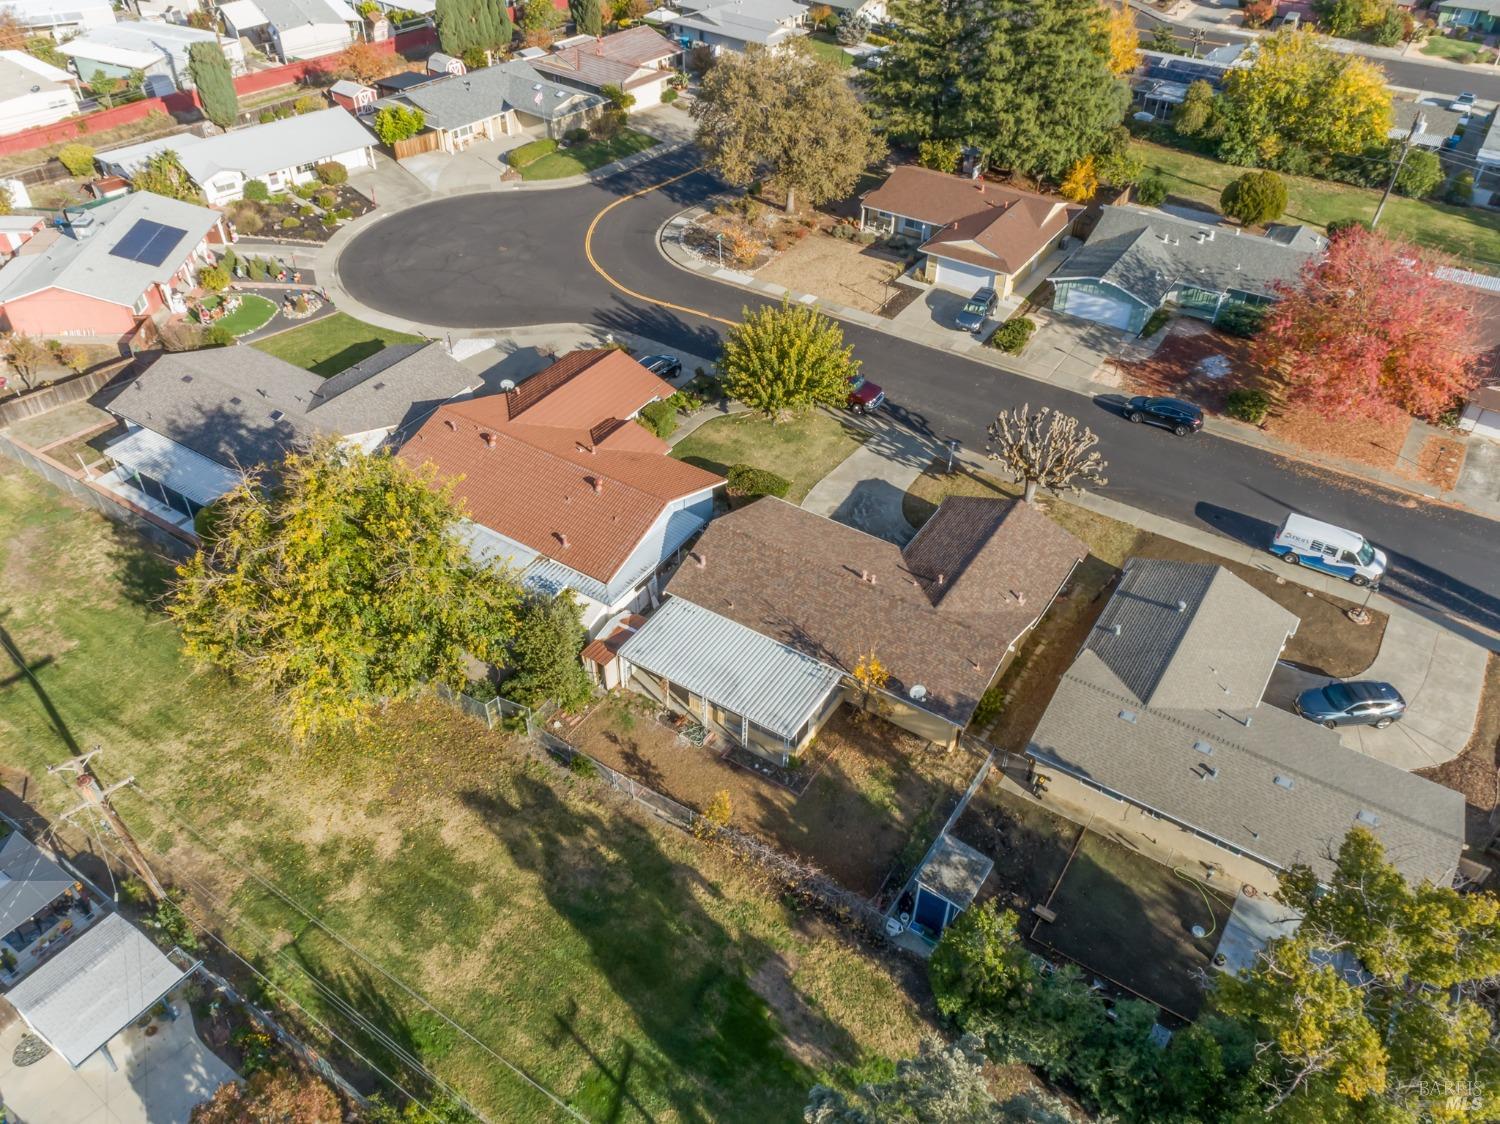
<box><xmin>0</xmin><ymin>360</ymin><xmax>132</xmax><ymax>427</ymax></box>
<box><xmin>393</xmin><ymin>130</ymin><xmax>442</xmax><ymax>161</ymax></box>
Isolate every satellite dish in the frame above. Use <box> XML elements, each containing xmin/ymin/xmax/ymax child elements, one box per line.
<box><xmin>499</xmin><ymin>379</ymin><xmax>516</xmax><ymax>392</ymax></box>
<box><xmin>909</xmin><ymin>684</ymin><xmax>927</xmax><ymax>701</ymax></box>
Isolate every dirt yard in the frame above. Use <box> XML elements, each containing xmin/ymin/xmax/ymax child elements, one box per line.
<box><xmin>1119</xmin><ymin>321</ymin><xmax>1415</xmax><ymax>479</ymax></box>
<box><xmin>567</xmin><ymin>696</ymin><xmax>980</xmax><ymax>897</ymax></box>
<box><xmin>754</xmin><ymin>234</ymin><xmax>910</xmax><ymax>316</ymax></box>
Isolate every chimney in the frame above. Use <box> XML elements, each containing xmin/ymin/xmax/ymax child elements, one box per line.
<box><xmin>481</xmin><ymin>432</ymin><xmax>496</xmax><ymax>448</ymax></box>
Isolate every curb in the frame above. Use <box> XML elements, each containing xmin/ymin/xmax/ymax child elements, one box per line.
<box><xmin>654</xmin><ymin>204</ymin><xmax>1500</xmax><ymax>522</ymax></box>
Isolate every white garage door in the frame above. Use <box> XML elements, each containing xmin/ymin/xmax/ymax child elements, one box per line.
<box><xmin>1464</xmin><ymin>405</ymin><xmax>1500</xmax><ymax>440</ymax></box>
<box><xmin>931</xmin><ymin>256</ymin><xmax>995</xmax><ymax>294</ymax></box>
<box><xmin>631</xmin><ymin>78</ymin><xmax>666</xmax><ymax>108</ymax></box>
<box><xmin>1062</xmin><ymin>287</ymin><xmax>1137</xmax><ymax>330</ymax></box>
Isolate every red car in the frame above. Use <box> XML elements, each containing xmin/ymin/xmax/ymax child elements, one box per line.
<box><xmin>848</xmin><ymin>373</ymin><xmax>885</xmax><ymax>414</ymax></box>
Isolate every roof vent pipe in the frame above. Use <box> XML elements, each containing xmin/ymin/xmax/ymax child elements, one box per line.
<box><xmin>936</xmin><ymin>572</ymin><xmax>945</xmax><ymax>586</ymax></box>
<box><xmin>691</xmin><ymin>551</ymin><xmax>705</xmax><ymax>568</ymax></box>
<box><xmin>1110</xmin><ymin>623</ymin><xmax>1122</xmax><ymax>636</ymax></box>
<box><xmin>590</xmin><ymin>477</ymin><xmax>602</xmax><ymax>495</ymax></box>
<box><xmin>481</xmin><ymin>432</ymin><xmax>496</xmax><ymax>447</ymax></box>
<box><xmin>1176</xmin><ymin>599</ymin><xmax>1187</xmax><ymax>612</ymax></box>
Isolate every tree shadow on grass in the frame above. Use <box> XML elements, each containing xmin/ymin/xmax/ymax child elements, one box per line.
<box><xmin>462</xmin><ymin>774</ymin><xmax>857</xmax><ymax>1123</ymax></box>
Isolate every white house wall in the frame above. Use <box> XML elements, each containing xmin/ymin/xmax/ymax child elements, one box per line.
<box><xmin>0</xmin><ymin>85</ymin><xmax>79</xmax><ymax>132</ymax></box>
<box><xmin>271</xmin><ymin>21</ymin><xmax>353</xmax><ymax>60</ymax></box>
<box><xmin>198</xmin><ymin>143</ymin><xmax>373</xmax><ymax>203</ymax></box>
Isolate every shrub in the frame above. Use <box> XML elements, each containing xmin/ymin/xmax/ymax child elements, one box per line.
<box><xmin>1395</xmin><ymin>147</ymin><xmax>1443</xmax><ymax>198</ymax></box>
<box><xmin>317</xmin><ymin>190</ymin><xmax>338</xmax><ymax>208</ymax></box>
<box><xmin>281</xmin><ymin>216</ymin><xmax>301</xmax><ymax>229</ymax></box>
<box><xmin>637</xmin><ymin>399</ymin><xmax>678</xmax><ymax>439</ymax></box>
<box><xmin>1133</xmin><ymin>173</ymin><xmax>1169</xmax><ymax>207</ymax></box>
<box><xmin>1225</xmin><ymin>387</ymin><xmax>1271</xmax><ymax>424</ymax></box>
<box><xmin>989</xmin><ymin>317</ymin><xmax>1035</xmax><ymax>354</ymax></box>
<box><xmin>1216</xmin><ymin>301</ymin><xmax>1268</xmax><ymax>338</ymax></box>
<box><xmin>197</xmin><ymin>264</ymin><xmax>229</xmax><ymax>292</ymax></box>
<box><xmin>1326</xmin><ymin>217</ymin><xmax>1372</xmax><ymax>239</ymax></box>
<box><xmin>335</xmin><ymin>207</ymin><xmax>353</xmax><ymax>219</ymax></box>
<box><xmin>509</xmin><ymin>138</ymin><xmax>558</xmax><ymax>167</ymax></box>
<box><xmin>203</xmin><ymin>324</ymin><xmax>235</xmax><ymax>346</ymax></box>
<box><xmin>726</xmin><ymin>463</ymin><xmax>791</xmax><ymax>499</ymax></box>
<box><xmin>591</xmin><ymin>106</ymin><xmax>627</xmax><ymax>140</ymax></box>
<box><xmin>233</xmin><ymin>206</ymin><xmax>264</xmax><ymax>236</ymax></box>
<box><xmin>294</xmin><ymin>93</ymin><xmax>324</xmax><ymax>114</ymax></box>
<box><xmin>243</xmin><ymin>179</ymin><xmax>270</xmax><ymax>202</ymax></box>
<box><xmin>917</xmin><ymin>138</ymin><xmax>961</xmax><ymax>174</ymax></box>
<box><xmin>1220</xmin><ymin>170</ymin><xmax>1286</xmax><ymax>226</ymax></box>
<box><xmin>1140</xmin><ymin>308</ymin><xmax>1171</xmax><ymax>338</ymax></box>
<box><xmin>855</xmin><ymin>230</ymin><xmax>877</xmax><ymax>244</ymax></box>
<box><xmin>248</xmin><ymin>256</ymin><xmax>267</xmax><ymax>281</ymax></box>
<box><xmin>661</xmin><ymin>87</ymin><xmax>678</xmax><ymax>103</ymax></box>
<box><xmin>259</xmin><ymin>109</ymin><xmax>276</xmax><ymax>123</ymax></box>
<box><xmin>1447</xmin><ymin>172</ymin><xmax>1474</xmax><ymax>205</ymax></box>
<box><xmin>56</xmin><ymin>142</ymin><xmax>95</xmax><ymax>177</ymax></box>
<box><xmin>563</xmin><ymin>127</ymin><xmax>590</xmax><ymax>143</ymax></box>
<box><xmin>315</xmin><ymin>160</ymin><xmax>348</xmax><ymax>185</ymax></box>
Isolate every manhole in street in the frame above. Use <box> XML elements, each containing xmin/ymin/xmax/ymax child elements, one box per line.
<box><xmin>14</xmin><ymin>1033</ymin><xmax>51</xmax><ymax>1066</ymax></box>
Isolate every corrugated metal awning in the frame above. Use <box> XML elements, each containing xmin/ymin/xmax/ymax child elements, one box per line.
<box><xmin>105</xmin><ymin>428</ymin><xmax>241</xmax><ymax>507</ymax></box>
<box><xmin>619</xmin><ymin>597</ymin><xmax>843</xmax><ymax>741</ymax></box>
<box><xmin>6</xmin><ymin>913</ymin><xmax>192</xmax><ymax>1068</ymax></box>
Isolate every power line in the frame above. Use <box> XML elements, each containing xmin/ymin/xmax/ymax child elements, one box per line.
<box><xmin>123</xmin><ymin>781</ymin><xmax>591</xmax><ymax>1124</ymax></box>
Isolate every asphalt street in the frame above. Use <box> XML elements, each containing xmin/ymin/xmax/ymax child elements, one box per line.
<box><xmin>339</xmin><ymin>150</ymin><xmax>1500</xmax><ymax>640</ymax></box>
<box><xmin>1135</xmin><ymin>12</ymin><xmax>1500</xmax><ymax>101</ymax></box>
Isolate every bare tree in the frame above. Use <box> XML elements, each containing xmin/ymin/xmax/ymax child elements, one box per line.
<box><xmin>986</xmin><ymin>404</ymin><xmax>1107</xmax><ymax>502</ymax></box>
<box><xmin>4</xmin><ymin>333</ymin><xmax>47</xmax><ymax>391</ymax></box>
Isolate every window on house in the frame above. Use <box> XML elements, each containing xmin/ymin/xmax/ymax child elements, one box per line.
<box><xmin>131</xmin><ymin>291</ymin><xmax>149</xmax><ymax>316</ymax></box>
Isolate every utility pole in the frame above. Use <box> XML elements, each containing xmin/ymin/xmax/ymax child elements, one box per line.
<box><xmin>1373</xmin><ymin>112</ymin><xmax>1425</xmax><ymax>230</ymax></box>
<box><xmin>50</xmin><ymin>748</ymin><xmax>166</xmax><ymax>901</ymax></box>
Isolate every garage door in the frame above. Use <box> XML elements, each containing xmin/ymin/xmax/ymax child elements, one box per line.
<box><xmin>1465</xmin><ymin>405</ymin><xmax>1500</xmax><ymax>440</ymax></box>
<box><xmin>1061</xmin><ymin>287</ymin><xmax>1138</xmax><ymax>330</ymax></box>
<box><xmin>931</xmin><ymin>256</ymin><xmax>995</xmax><ymax>294</ymax></box>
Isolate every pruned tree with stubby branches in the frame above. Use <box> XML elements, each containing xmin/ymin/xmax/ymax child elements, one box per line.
<box><xmin>986</xmin><ymin>404</ymin><xmax>1107</xmax><ymax>502</ymax></box>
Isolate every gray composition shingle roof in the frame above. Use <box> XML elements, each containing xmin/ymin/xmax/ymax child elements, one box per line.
<box><xmin>376</xmin><ymin>60</ymin><xmax>603</xmax><ymax>128</ymax></box>
<box><xmin>109</xmin><ymin>341</ymin><xmax>476</xmax><ymax>471</ymax></box>
<box><xmin>1053</xmin><ymin>205</ymin><xmax>1324</xmax><ymax>306</ymax></box>
<box><xmin>0</xmin><ymin>832</ymin><xmax>75</xmax><ymax>936</ymax></box>
<box><xmin>1028</xmin><ymin>559</ymin><xmax>1465</xmax><ymax>886</ymax></box>
<box><xmin>1086</xmin><ymin>560</ymin><xmax>1298</xmax><ymax>710</ymax></box>
<box><xmin>1391</xmin><ymin>100</ymin><xmax>1463</xmax><ymax>145</ymax></box>
<box><xmin>665</xmin><ymin>0</ymin><xmax>807</xmax><ymax>44</ymax></box>
<box><xmin>0</xmin><ymin>192</ymin><xmax>220</xmax><ymax>306</ymax></box>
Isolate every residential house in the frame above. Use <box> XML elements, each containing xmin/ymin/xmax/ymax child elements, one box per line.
<box><xmin>1050</xmin><ymin>205</ymin><xmax>1324</xmax><ymax>333</ymax></box>
<box><xmin>0</xmin><ymin>192</ymin><xmax>228</xmax><ymax>339</ymax></box>
<box><xmin>660</xmin><ymin>0</ymin><xmax>809</xmax><ymax>54</ymax></box>
<box><xmin>1433</xmin><ymin>0</ymin><xmax>1500</xmax><ymax>32</ymax></box>
<box><xmin>860</xmin><ymin>166</ymin><xmax>1080</xmax><ymax>297</ymax></box>
<box><xmin>58</xmin><ymin>22</ymin><xmax>247</xmax><ymax>92</ymax></box>
<box><xmin>531</xmin><ymin>26</ymin><xmax>680</xmax><ymax>109</ymax></box>
<box><xmin>1440</xmin><ymin>266</ymin><xmax>1500</xmax><ymax>440</ymax></box>
<box><xmin>0</xmin><ymin>49</ymin><xmax>80</xmax><ymax>134</ymax></box>
<box><xmin>0</xmin><ymin>214</ymin><xmax>46</xmax><ymax>257</ymax></box>
<box><xmin>217</xmin><ymin>0</ymin><xmax>358</xmax><ymax>61</ymax></box>
<box><xmin>372</xmin><ymin>69</ymin><xmax>437</xmax><ymax>96</ymax></box>
<box><xmin>4</xmin><ymin>0</ymin><xmax>116</xmax><ymax>37</ymax></box>
<box><xmin>0</xmin><ymin>827</ymin><xmax>198</xmax><ymax>1070</ymax></box>
<box><xmin>1390</xmin><ymin>99</ymin><xmax>1463</xmax><ymax>148</ymax></box>
<box><xmin>398</xmin><ymin>349</ymin><xmax>723</xmax><ymax>635</ymax></box>
<box><xmin>101</xmin><ymin>342</ymin><xmax>479</xmax><ymax>527</ymax></box>
<box><xmin>330</xmin><ymin>77</ymin><xmax>376</xmax><ymax>114</ymax></box>
<box><xmin>821</xmin><ymin>0</ymin><xmax>888</xmax><ymax>26</ymax></box>
<box><xmin>1129</xmin><ymin>47</ymin><xmax>1247</xmax><ymax>120</ymax></box>
<box><xmin>373</xmin><ymin>60</ymin><xmax>604</xmax><ymax>150</ymax></box>
<box><xmin>1025</xmin><ymin>559</ymin><xmax>1465</xmax><ymax>892</ymax></box>
<box><xmin>618</xmin><ymin>496</ymin><xmax>1085</xmax><ymax>761</ymax></box>
<box><xmin>97</xmin><ymin>108</ymin><xmax>376</xmax><ymax>203</ymax></box>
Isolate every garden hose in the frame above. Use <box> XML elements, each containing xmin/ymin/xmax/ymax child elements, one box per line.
<box><xmin>1174</xmin><ymin>867</ymin><xmax>1219</xmax><ymax>939</ymax></box>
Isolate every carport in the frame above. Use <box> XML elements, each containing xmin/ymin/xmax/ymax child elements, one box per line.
<box><xmin>6</xmin><ymin>912</ymin><xmax>197</xmax><ymax>1069</ymax></box>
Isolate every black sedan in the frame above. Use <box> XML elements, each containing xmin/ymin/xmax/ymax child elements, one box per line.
<box><xmin>1125</xmin><ymin>395</ymin><xmax>1203</xmax><ymax>436</ymax></box>
<box><xmin>1294</xmin><ymin>681</ymin><xmax>1406</xmax><ymax>730</ymax></box>
<box><xmin>640</xmin><ymin>354</ymin><xmax>682</xmax><ymax>379</ymax></box>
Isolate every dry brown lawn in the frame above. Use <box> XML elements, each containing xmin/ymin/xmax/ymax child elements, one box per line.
<box><xmin>754</xmin><ymin>234</ymin><xmax>907</xmax><ymax>315</ymax></box>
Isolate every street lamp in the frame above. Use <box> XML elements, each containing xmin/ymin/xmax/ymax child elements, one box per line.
<box><xmin>714</xmin><ymin>230</ymin><xmax>725</xmax><ymax>267</ymax></box>
<box><xmin>945</xmin><ymin>438</ymin><xmax>961</xmax><ymax>474</ymax></box>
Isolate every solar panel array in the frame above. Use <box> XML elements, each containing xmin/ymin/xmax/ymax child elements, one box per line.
<box><xmin>1139</xmin><ymin>55</ymin><xmax>1232</xmax><ymax>90</ymax></box>
<box><xmin>108</xmin><ymin>219</ymin><xmax>188</xmax><ymax>267</ymax></box>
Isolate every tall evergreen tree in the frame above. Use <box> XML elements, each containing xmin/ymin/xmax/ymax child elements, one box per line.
<box><xmin>435</xmin><ymin>0</ymin><xmax>513</xmax><ymax>58</ymax></box>
<box><xmin>866</xmin><ymin>0</ymin><xmax>1128</xmax><ymax>180</ymax></box>
<box><xmin>188</xmin><ymin>42</ymin><xmax>238</xmax><ymax>129</ymax></box>
<box><xmin>570</xmin><ymin>0</ymin><xmax>602</xmax><ymax>36</ymax></box>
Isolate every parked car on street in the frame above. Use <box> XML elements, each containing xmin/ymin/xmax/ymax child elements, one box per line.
<box><xmin>1125</xmin><ymin>395</ymin><xmax>1203</xmax><ymax>436</ymax></box>
<box><xmin>1452</xmin><ymin>91</ymin><xmax>1476</xmax><ymax>112</ymax></box>
<box><xmin>848</xmin><ymin>373</ymin><xmax>885</xmax><ymax>413</ymax></box>
<box><xmin>1270</xmin><ymin>513</ymin><xmax>1387</xmax><ymax>587</ymax></box>
<box><xmin>640</xmin><ymin>354</ymin><xmax>682</xmax><ymax>379</ymax></box>
<box><xmin>954</xmin><ymin>287</ymin><xmax>998</xmax><ymax>333</ymax></box>
<box><xmin>1294</xmin><ymin>680</ymin><xmax>1406</xmax><ymax>729</ymax></box>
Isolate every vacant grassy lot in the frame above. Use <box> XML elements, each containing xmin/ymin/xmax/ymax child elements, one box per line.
<box><xmin>253</xmin><ymin>312</ymin><xmax>424</xmax><ymax>377</ymax></box>
<box><xmin>1131</xmin><ymin>139</ymin><xmax>1500</xmax><ymax>266</ymax></box>
<box><xmin>519</xmin><ymin>131</ymin><xmax>658</xmax><ymax>181</ymax></box>
<box><xmin>0</xmin><ymin>463</ymin><xmax>929</xmax><ymax>1122</ymax></box>
<box><xmin>672</xmin><ymin>411</ymin><xmax>865</xmax><ymax>502</ymax></box>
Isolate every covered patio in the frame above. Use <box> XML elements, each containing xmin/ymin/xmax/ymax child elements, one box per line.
<box><xmin>0</xmin><ymin>833</ymin><xmax>100</xmax><ymax>988</ymax></box>
<box><xmin>619</xmin><ymin>596</ymin><xmax>846</xmax><ymax>764</ymax></box>
<box><xmin>99</xmin><ymin>427</ymin><xmax>242</xmax><ymax>527</ymax></box>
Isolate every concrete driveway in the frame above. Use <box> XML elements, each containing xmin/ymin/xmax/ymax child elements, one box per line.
<box><xmin>1021</xmin><ymin>309</ymin><xmax>1141</xmax><ymax>386</ymax></box>
<box><xmin>1262</xmin><ymin>608</ymin><xmax>1486</xmax><ymax>771</ymax></box>
<box><xmin>801</xmin><ymin>416</ymin><xmax>952</xmax><ymax>544</ymax></box>
<box><xmin>0</xmin><ymin>995</ymin><xmax>235</xmax><ymax>1124</ymax></box>
<box><xmin>397</xmin><ymin>136</ymin><xmax>528</xmax><ymax>194</ymax></box>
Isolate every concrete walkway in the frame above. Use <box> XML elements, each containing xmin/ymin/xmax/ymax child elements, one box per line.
<box><xmin>800</xmin><ymin>418</ymin><xmax>946</xmax><ymax>545</ymax></box>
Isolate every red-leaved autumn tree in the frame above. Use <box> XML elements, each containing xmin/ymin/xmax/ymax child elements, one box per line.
<box><xmin>1255</xmin><ymin>226</ymin><xmax>1481</xmax><ymax>422</ymax></box>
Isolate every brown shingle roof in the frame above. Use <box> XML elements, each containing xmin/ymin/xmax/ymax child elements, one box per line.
<box><xmin>531</xmin><ymin>26</ymin><xmax>678</xmax><ymax>91</ymax></box>
<box><xmin>664</xmin><ymin>496</ymin><xmax>1085</xmax><ymax>728</ymax></box>
<box><xmin>862</xmin><ymin>165</ymin><xmax>1079</xmax><ymax>275</ymax></box>
<box><xmin>399</xmin><ymin>351</ymin><xmax>722</xmax><ymax>586</ymax></box>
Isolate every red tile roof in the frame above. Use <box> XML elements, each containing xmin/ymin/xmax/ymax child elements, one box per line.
<box><xmin>862</xmin><ymin>165</ymin><xmax>1079</xmax><ymax>276</ymax></box>
<box><xmin>582</xmin><ymin>613</ymin><xmax>646</xmax><ymax>665</ymax></box>
<box><xmin>399</xmin><ymin>350</ymin><xmax>722</xmax><ymax>585</ymax></box>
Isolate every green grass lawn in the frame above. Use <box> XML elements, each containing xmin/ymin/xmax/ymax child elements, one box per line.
<box><xmin>804</xmin><ymin>32</ymin><xmax>854</xmax><ymax>68</ymax></box>
<box><xmin>253</xmin><ymin>312</ymin><xmax>424</xmax><ymax>377</ymax></box>
<box><xmin>198</xmin><ymin>294</ymin><xmax>276</xmax><ymax>337</ymax></box>
<box><xmin>0</xmin><ymin>462</ymin><xmax>927</xmax><ymax>1122</ymax></box>
<box><xmin>519</xmin><ymin>130</ymin><xmax>659</xmax><ymax>181</ymax></box>
<box><xmin>1421</xmin><ymin>35</ymin><xmax>1488</xmax><ymax>62</ymax></box>
<box><xmin>1131</xmin><ymin>138</ymin><xmax>1500</xmax><ymax>266</ymax></box>
<box><xmin>671</xmin><ymin>410</ymin><xmax>866</xmax><ymax>502</ymax></box>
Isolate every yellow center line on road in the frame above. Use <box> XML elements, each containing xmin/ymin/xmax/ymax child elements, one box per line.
<box><xmin>582</xmin><ymin>165</ymin><xmax>739</xmax><ymax>328</ymax></box>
